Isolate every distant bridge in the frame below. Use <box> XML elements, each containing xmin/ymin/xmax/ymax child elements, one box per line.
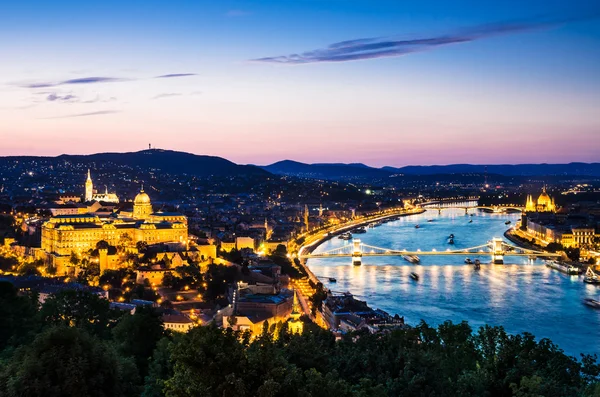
<box><xmin>422</xmin><ymin>204</ymin><xmax>525</xmax><ymax>214</ymax></box>
<box><xmin>300</xmin><ymin>238</ymin><xmax>559</xmax><ymax>266</ymax></box>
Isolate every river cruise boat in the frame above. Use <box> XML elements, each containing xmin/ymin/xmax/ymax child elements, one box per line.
<box><xmin>474</xmin><ymin>261</ymin><xmax>481</xmax><ymax>270</ymax></box>
<box><xmin>415</xmin><ymin>224</ymin><xmax>420</xmax><ymax>229</ymax></box>
<box><xmin>410</xmin><ymin>272</ymin><xmax>419</xmax><ymax>281</ymax></box>
<box><xmin>448</xmin><ymin>237</ymin><xmax>454</xmax><ymax>244</ymax></box>
<box><xmin>465</xmin><ymin>258</ymin><xmax>473</xmax><ymax>264</ymax></box>
<box><xmin>449</xmin><ymin>233</ymin><xmax>455</xmax><ymax>239</ymax></box>
<box><xmin>584</xmin><ymin>267</ymin><xmax>600</xmax><ymax>284</ymax></box>
<box><xmin>328</xmin><ymin>277</ymin><xmax>337</xmax><ymax>283</ymax></box>
<box><xmin>353</xmin><ymin>227</ymin><xmax>366</xmax><ymax>234</ymax></box>
<box><xmin>474</xmin><ymin>259</ymin><xmax>481</xmax><ymax>266</ymax></box>
<box><xmin>403</xmin><ymin>255</ymin><xmax>420</xmax><ymax>264</ymax></box>
<box><xmin>427</xmin><ymin>219</ymin><xmax>434</xmax><ymax>222</ymax></box>
<box><xmin>468</xmin><ymin>219</ymin><xmax>473</xmax><ymax>223</ymax></box>
<box><xmin>338</xmin><ymin>232</ymin><xmax>352</xmax><ymax>240</ymax></box>
<box><xmin>583</xmin><ymin>298</ymin><xmax>600</xmax><ymax>309</ymax></box>
<box><xmin>505</xmin><ymin>220</ymin><xmax>511</xmax><ymax>225</ymax></box>
<box><xmin>546</xmin><ymin>261</ymin><xmax>579</xmax><ymax>275</ymax></box>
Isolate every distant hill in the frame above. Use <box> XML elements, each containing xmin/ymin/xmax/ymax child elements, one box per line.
<box><xmin>0</xmin><ymin>149</ymin><xmax>269</xmax><ymax>178</ymax></box>
<box><xmin>260</xmin><ymin>160</ymin><xmax>600</xmax><ymax>180</ymax></box>
<box><xmin>260</xmin><ymin>160</ymin><xmax>392</xmax><ymax>181</ymax></box>
<box><xmin>387</xmin><ymin>163</ymin><xmax>600</xmax><ymax>176</ymax></box>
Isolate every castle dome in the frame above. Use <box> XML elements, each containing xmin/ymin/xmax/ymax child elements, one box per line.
<box><xmin>134</xmin><ymin>190</ymin><xmax>151</xmax><ymax>205</ymax></box>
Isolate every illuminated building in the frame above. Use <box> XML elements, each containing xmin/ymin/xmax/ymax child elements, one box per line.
<box><xmin>525</xmin><ymin>187</ymin><xmax>556</xmax><ymax>213</ymax></box>
<box><xmin>41</xmin><ymin>187</ymin><xmax>187</xmax><ymax>273</ymax></box>
<box><xmin>85</xmin><ymin>170</ymin><xmax>120</xmax><ymax>203</ymax></box>
<box><xmin>287</xmin><ymin>290</ymin><xmax>304</xmax><ymax>334</ymax></box>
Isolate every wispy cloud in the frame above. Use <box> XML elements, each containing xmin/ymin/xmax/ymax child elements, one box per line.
<box><xmin>21</xmin><ymin>76</ymin><xmax>128</xmax><ymax>88</ymax></box>
<box><xmin>46</xmin><ymin>93</ymin><xmax>78</xmax><ymax>102</ymax></box>
<box><xmin>155</xmin><ymin>73</ymin><xmax>197</xmax><ymax>79</ymax></box>
<box><xmin>18</xmin><ymin>73</ymin><xmax>196</xmax><ymax>88</ymax></box>
<box><xmin>40</xmin><ymin>110</ymin><xmax>120</xmax><ymax>119</ymax></box>
<box><xmin>226</xmin><ymin>9</ymin><xmax>250</xmax><ymax>17</ymax></box>
<box><xmin>152</xmin><ymin>93</ymin><xmax>182</xmax><ymax>100</ymax></box>
<box><xmin>251</xmin><ymin>14</ymin><xmax>598</xmax><ymax>64</ymax></box>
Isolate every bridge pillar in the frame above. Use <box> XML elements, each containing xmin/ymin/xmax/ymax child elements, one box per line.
<box><xmin>352</xmin><ymin>239</ymin><xmax>362</xmax><ymax>266</ymax></box>
<box><xmin>491</xmin><ymin>237</ymin><xmax>504</xmax><ymax>264</ymax></box>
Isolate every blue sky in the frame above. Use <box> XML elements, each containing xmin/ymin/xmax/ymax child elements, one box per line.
<box><xmin>1</xmin><ymin>0</ymin><xmax>599</xmax><ymax>166</ymax></box>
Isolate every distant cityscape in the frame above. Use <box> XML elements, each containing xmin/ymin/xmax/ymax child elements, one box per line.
<box><xmin>1</xmin><ymin>149</ymin><xmax>599</xmax><ymax>337</ymax></box>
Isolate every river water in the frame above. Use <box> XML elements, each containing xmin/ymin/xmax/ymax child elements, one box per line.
<box><xmin>307</xmin><ymin>205</ymin><xmax>600</xmax><ymax>357</ymax></box>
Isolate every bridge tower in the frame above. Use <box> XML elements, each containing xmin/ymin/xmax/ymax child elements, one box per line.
<box><xmin>491</xmin><ymin>237</ymin><xmax>504</xmax><ymax>264</ymax></box>
<box><xmin>352</xmin><ymin>239</ymin><xmax>362</xmax><ymax>266</ymax></box>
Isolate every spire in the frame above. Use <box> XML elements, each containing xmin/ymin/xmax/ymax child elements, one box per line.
<box><xmin>304</xmin><ymin>204</ymin><xmax>309</xmax><ymax>232</ymax></box>
<box><xmin>87</xmin><ymin>169</ymin><xmax>91</xmax><ymax>181</ymax></box>
<box><xmin>140</xmin><ymin>183</ymin><xmax>144</xmax><ymax>192</ymax></box>
<box><xmin>291</xmin><ymin>290</ymin><xmax>301</xmax><ymax>318</ymax></box>
<box><xmin>105</xmin><ymin>185</ymin><xmax>108</xmax><ymax>194</ymax></box>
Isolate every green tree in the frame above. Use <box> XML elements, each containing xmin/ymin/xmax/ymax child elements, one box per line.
<box><xmin>112</xmin><ymin>306</ymin><xmax>165</xmax><ymax>378</ymax></box>
<box><xmin>39</xmin><ymin>289</ymin><xmax>120</xmax><ymax>338</ymax></box>
<box><xmin>163</xmin><ymin>325</ymin><xmax>249</xmax><ymax>397</ymax></box>
<box><xmin>0</xmin><ymin>281</ymin><xmax>39</xmax><ymax>351</ymax></box>
<box><xmin>137</xmin><ymin>241</ymin><xmax>149</xmax><ymax>254</ymax></box>
<box><xmin>0</xmin><ymin>326</ymin><xmax>140</xmax><ymax>397</ymax></box>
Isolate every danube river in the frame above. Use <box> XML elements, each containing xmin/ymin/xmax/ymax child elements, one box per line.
<box><xmin>307</xmin><ymin>206</ymin><xmax>600</xmax><ymax>356</ymax></box>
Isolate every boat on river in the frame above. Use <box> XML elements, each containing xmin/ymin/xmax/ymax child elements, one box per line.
<box><xmin>583</xmin><ymin>298</ymin><xmax>600</xmax><ymax>309</ymax></box>
<box><xmin>339</xmin><ymin>232</ymin><xmax>352</xmax><ymax>240</ymax></box>
<box><xmin>410</xmin><ymin>272</ymin><xmax>419</xmax><ymax>281</ymax></box>
<box><xmin>546</xmin><ymin>261</ymin><xmax>579</xmax><ymax>275</ymax></box>
<box><xmin>328</xmin><ymin>277</ymin><xmax>337</xmax><ymax>283</ymax></box>
<box><xmin>415</xmin><ymin>224</ymin><xmax>420</xmax><ymax>229</ymax></box>
<box><xmin>353</xmin><ymin>227</ymin><xmax>366</xmax><ymax>234</ymax></box>
<box><xmin>468</xmin><ymin>219</ymin><xmax>473</xmax><ymax>223</ymax></box>
<box><xmin>505</xmin><ymin>220</ymin><xmax>511</xmax><ymax>225</ymax></box>
<box><xmin>584</xmin><ymin>267</ymin><xmax>600</xmax><ymax>284</ymax></box>
<box><xmin>448</xmin><ymin>238</ymin><xmax>454</xmax><ymax>244</ymax></box>
<box><xmin>465</xmin><ymin>258</ymin><xmax>473</xmax><ymax>264</ymax></box>
<box><xmin>403</xmin><ymin>255</ymin><xmax>420</xmax><ymax>264</ymax></box>
<box><xmin>474</xmin><ymin>261</ymin><xmax>481</xmax><ymax>270</ymax></box>
<box><xmin>427</xmin><ymin>219</ymin><xmax>434</xmax><ymax>222</ymax></box>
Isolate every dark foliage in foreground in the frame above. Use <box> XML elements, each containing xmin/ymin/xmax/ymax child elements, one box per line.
<box><xmin>0</xmin><ymin>282</ymin><xmax>598</xmax><ymax>396</ymax></box>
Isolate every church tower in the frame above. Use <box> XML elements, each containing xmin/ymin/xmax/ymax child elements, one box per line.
<box><xmin>304</xmin><ymin>205</ymin><xmax>309</xmax><ymax>232</ymax></box>
<box><xmin>288</xmin><ymin>290</ymin><xmax>303</xmax><ymax>334</ymax></box>
<box><xmin>85</xmin><ymin>169</ymin><xmax>93</xmax><ymax>202</ymax></box>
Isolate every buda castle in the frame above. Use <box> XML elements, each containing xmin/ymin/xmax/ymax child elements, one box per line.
<box><xmin>40</xmin><ymin>171</ymin><xmax>188</xmax><ymax>273</ymax></box>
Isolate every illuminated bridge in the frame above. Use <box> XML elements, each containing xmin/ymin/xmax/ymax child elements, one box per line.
<box><xmin>423</xmin><ymin>204</ymin><xmax>525</xmax><ymax>214</ymax></box>
<box><xmin>300</xmin><ymin>238</ymin><xmax>560</xmax><ymax>266</ymax></box>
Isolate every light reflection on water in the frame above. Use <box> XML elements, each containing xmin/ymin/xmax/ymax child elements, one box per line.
<box><xmin>307</xmin><ymin>206</ymin><xmax>600</xmax><ymax>356</ymax></box>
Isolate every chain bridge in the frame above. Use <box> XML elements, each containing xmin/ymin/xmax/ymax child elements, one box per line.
<box><xmin>300</xmin><ymin>237</ymin><xmax>560</xmax><ymax>266</ymax></box>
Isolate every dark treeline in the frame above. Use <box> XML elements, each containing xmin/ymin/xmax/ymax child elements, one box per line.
<box><xmin>0</xmin><ymin>281</ymin><xmax>599</xmax><ymax>397</ymax></box>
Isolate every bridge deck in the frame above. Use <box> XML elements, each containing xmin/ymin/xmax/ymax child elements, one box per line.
<box><xmin>302</xmin><ymin>251</ymin><xmax>560</xmax><ymax>258</ymax></box>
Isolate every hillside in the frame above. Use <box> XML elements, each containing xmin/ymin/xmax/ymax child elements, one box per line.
<box><xmin>0</xmin><ymin>149</ymin><xmax>269</xmax><ymax>178</ymax></box>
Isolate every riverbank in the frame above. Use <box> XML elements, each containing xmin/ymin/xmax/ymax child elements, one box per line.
<box><xmin>503</xmin><ymin>228</ymin><xmax>540</xmax><ymax>251</ymax></box>
<box><xmin>298</xmin><ymin>208</ymin><xmax>426</xmax><ymax>258</ymax></box>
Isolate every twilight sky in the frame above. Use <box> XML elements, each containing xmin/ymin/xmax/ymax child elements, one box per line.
<box><xmin>1</xmin><ymin>0</ymin><xmax>599</xmax><ymax>166</ymax></box>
